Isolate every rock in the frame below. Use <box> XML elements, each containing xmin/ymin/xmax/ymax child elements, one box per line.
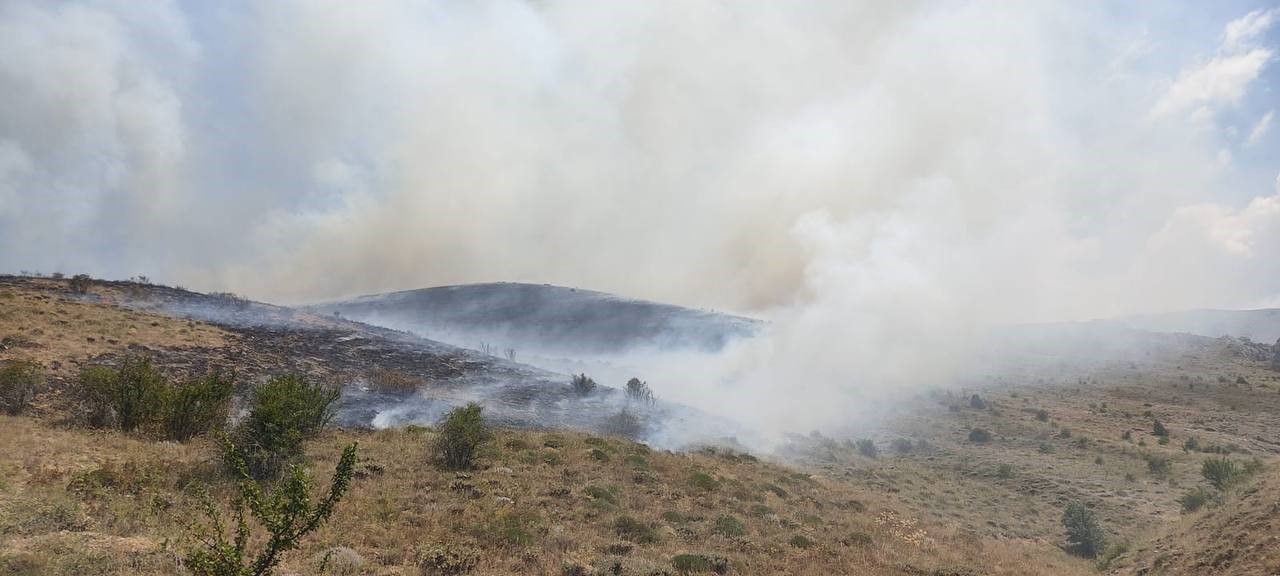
<box><xmin>1272</xmin><ymin>339</ymin><xmax>1280</xmax><ymax>371</ymax></box>
<box><xmin>495</xmin><ymin>496</ymin><xmax>514</xmax><ymax>505</ymax></box>
<box><xmin>491</xmin><ymin>466</ymin><xmax>514</xmax><ymax>475</ymax></box>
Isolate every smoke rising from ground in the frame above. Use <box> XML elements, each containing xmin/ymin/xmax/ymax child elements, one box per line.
<box><xmin>3</xmin><ymin>1</ymin><xmax>1280</xmax><ymax>439</ymax></box>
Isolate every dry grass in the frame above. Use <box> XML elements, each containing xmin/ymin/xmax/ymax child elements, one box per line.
<box><xmin>0</xmin><ymin>279</ymin><xmax>229</xmax><ymax>378</ymax></box>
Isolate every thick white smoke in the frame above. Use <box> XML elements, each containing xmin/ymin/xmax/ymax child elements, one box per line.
<box><xmin>2</xmin><ymin>1</ymin><xmax>1279</xmax><ymax>439</ymax></box>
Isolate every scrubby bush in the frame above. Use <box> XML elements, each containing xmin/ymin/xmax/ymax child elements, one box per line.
<box><xmin>1152</xmin><ymin>420</ymin><xmax>1168</xmax><ymax>437</ymax></box>
<box><xmin>996</xmin><ymin>463</ymin><xmax>1015</xmax><ymax>479</ymax></box>
<box><xmin>625</xmin><ymin>377</ymin><xmax>654</xmax><ymax>404</ymax></box>
<box><xmin>788</xmin><ymin>534</ymin><xmax>813</xmax><ymax>549</ymax></box>
<box><xmin>601</xmin><ymin>409</ymin><xmax>644</xmax><ymax>439</ymax></box>
<box><xmin>1035</xmin><ymin>409</ymin><xmax>1049</xmax><ymax>422</ymax></box>
<box><xmin>1144</xmin><ymin>453</ymin><xmax>1172</xmax><ymax>478</ymax></box>
<box><xmin>162</xmin><ymin>370</ymin><xmax>235</xmax><ymax>442</ymax></box>
<box><xmin>185</xmin><ymin>443</ymin><xmax>357</xmax><ymax>576</ymax></box>
<box><xmin>227</xmin><ymin>374</ymin><xmax>341</xmax><ymax>479</ymax></box>
<box><xmin>969</xmin><ymin>394</ymin><xmax>986</xmax><ymax>409</ymax></box>
<box><xmin>1178</xmin><ymin>486</ymin><xmax>1215</xmax><ymax>513</ymax></box>
<box><xmin>1061</xmin><ymin>500</ymin><xmax>1106</xmax><ymax>558</ymax></box>
<box><xmin>968</xmin><ymin>428</ymin><xmax>992</xmax><ymax>443</ymax></box>
<box><xmin>77</xmin><ymin>356</ymin><xmax>166</xmax><ymax>432</ymax></box>
<box><xmin>69</xmin><ymin>274</ymin><xmax>92</xmax><ymax>294</ymax></box>
<box><xmin>0</xmin><ymin>359</ymin><xmax>42</xmax><ymax>415</ymax></box>
<box><xmin>855</xmin><ymin>439</ymin><xmax>878</xmax><ymax>458</ymax></box>
<box><xmin>434</xmin><ymin>403</ymin><xmax>491</xmax><ymax>470</ymax></box>
<box><xmin>688</xmin><ymin>470</ymin><xmax>720</xmax><ymax>492</ymax></box>
<box><xmin>891</xmin><ymin>437</ymin><xmax>914</xmax><ymax>454</ymax></box>
<box><xmin>1201</xmin><ymin>457</ymin><xmax>1240</xmax><ymax>490</ymax></box>
<box><xmin>570</xmin><ymin>373</ymin><xmax>597</xmax><ymax>396</ymax></box>
<box><xmin>614</xmin><ymin>516</ymin><xmax>659</xmax><ymax>544</ymax></box>
<box><xmin>712</xmin><ymin>515</ymin><xmax>746</xmax><ymax>537</ymax></box>
<box><xmin>365</xmin><ymin>369</ymin><xmax>424</xmax><ymax>395</ymax></box>
<box><xmin>1182</xmin><ymin>436</ymin><xmax>1200</xmax><ymax>452</ymax></box>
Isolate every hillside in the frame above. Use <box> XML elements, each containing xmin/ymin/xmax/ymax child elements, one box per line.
<box><xmin>2</xmin><ymin>275</ymin><xmax>1279</xmax><ymax>575</ymax></box>
<box><xmin>1119</xmin><ymin>309</ymin><xmax>1280</xmax><ymax>344</ymax></box>
<box><xmin>303</xmin><ymin>283</ymin><xmax>762</xmax><ymax>357</ymax></box>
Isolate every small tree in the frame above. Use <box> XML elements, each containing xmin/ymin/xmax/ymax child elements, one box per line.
<box><xmin>0</xmin><ymin>359</ymin><xmax>42</xmax><ymax>415</ymax></box>
<box><xmin>1201</xmin><ymin>457</ymin><xmax>1240</xmax><ymax>490</ymax></box>
<box><xmin>1062</xmin><ymin>500</ymin><xmax>1106</xmax><ymax>558</ymax></box>
<box><xmin>186</xmin><ymin>442</ymin><xmax>358</xmax><ymax>576</ymax></box>
<box><xmin>435</xmin><ymin>403</ymin><xmax>491</xmax><ymax>470</ymax></box>
<box><xmin>570</xmin><ymin>373</ymin><xmax>597</xmax><ymax>396</ymax></box>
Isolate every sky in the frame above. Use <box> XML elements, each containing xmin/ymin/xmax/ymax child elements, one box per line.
<box><xmin>1</xmin><ymin>0</ymin><xmax>1279</xmax><ymax>324</ymax></box>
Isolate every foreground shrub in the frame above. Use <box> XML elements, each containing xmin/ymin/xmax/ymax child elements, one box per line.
<box><xmin>671</xmin><ymin>554</ymin><xmax>728</xmax><ymax>574</ymax></box>
<box><xmin>434</xmin><ymin>403</ymin><xmax>491</xmax><ymax>470</ymax></box>
<box><xmin>162</xmin><ymin>370</ymin><xmax>235</xmax><ymax>442</ymax></box>
<box><xmin>185</xmin><ymin>442</ymin><xmax>357</xmax><ymax>576</ymax></box>
<box><xmin>77</xmin><ymin>356</ymin><xmax>165</xmax><ymax>431</ymax></box>
<box><xmin>1062</xmin><ymin>500</ymin><xmax>1106</xmax><ymax>558</ymax></box>
<box><xmin>1201</xmin><ymin>457</ymin><xmax>1240</xmax><ymax>490</ymax></box>
<box><xmin>0</xmin><ymin>359</ymin><xmax>42</xmax><ymax>415</ymax></box>
<box><xmin>228</xmin><ymin>374</ymin><xmax>340</xmax><ymax>479</ymax></box>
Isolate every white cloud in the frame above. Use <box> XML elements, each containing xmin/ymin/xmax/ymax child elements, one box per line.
<box><xmin>1152</xmin><ymin>8</ymin><xmax>1277</xmax><ymax>120</ymax></box>
<box><xmin>1246</xmin><ymin>110</ymin><xmax>1275</xmax><ymax>146</ymax></box>
<box><xmin>1223</xmin><ymin>8</ymin><xmax>1280</xmax><ymax>52</ymax></box>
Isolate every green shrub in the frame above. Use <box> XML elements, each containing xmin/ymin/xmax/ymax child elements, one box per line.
<box><xmin>1061</xmin><ymin>500</ymin><xmax>1106</xmax><ymax>558</ymax></box>
<box><xmin>1178</xmin><ymin>486</ymin><xmax>1215</xmax><ymax>513</ymax></box>
<box><xmin>228</xmin><ymin>374</ymin><xmax>340</xmax><ymax>480</ymax></box>
<box><xmin>855</xmin><ymin>439</ymin><xmax>878</xmax><ymax>458</ymax></box>
<box><xmin>688</xmin><ymin>470</ymin><xmax>720</xmax><ymax>492</ymax></box>
<box><xmin>471</xmin><ymin>509</ymin><xmax>541</xmax><ymax>546</ymax></box>
<box><xmin>585</xmin><ymin>485</ymin><xmax>620</xmax><ymax>507</ymax></box>
<box><xmin>614</xmin><ymin>516</ymin><xmax>658</xmax><ymax>544</ymax></box>
<box><xmin>1183</xmin><ymin>437</ymin><xmax>1200</xmax><ymax>452</ymax></box>
<box><xmin>570</xmin><ymin>373</ymin><xmax>597</xmax><ymax>396</ymax></box>
<box><xmin>712</xmin><ymin>515</ymin><xmax>746</xmax><ymax>537</ymax></box>
<box><xmin>185</xmin><ymin>443</ymin><xmax>357</xmax><ymax>576</ymax></box>
<box><xmin>1201</xmin><ymin>457</ymin><xmax>1240</xmax><ymax>490</ymax></box>
<box><xmin>416</xmin><ymin>545</ymin><xmax>479</xmax><ymax>576</ymax></box>
<box><xmin>671</xmin><ymin>554</ymin><xmax>727</xmax><ymax>574</ymax></box>
<box><xmin>0</xmin><ymin>359</ymin><xmax>42</xmax><ymax>415</ymax></box>
<box><xmin>788</xmin><ymin>534</ymin><xmax>813</xmax><ymax>549</ymax></box>
<box><xmin>1144</xmin><ymin>453</ymin><xmax>1171</xmax><ymax>478</ymax></box>
<box><xmin>996</xmin><ymin>463</ymin><xmax>1014</xmax><ymax>479</ymax></box>
<box><xmin>162</xmin><ymin>370</ymin><xmax>235</xmax><ymax>442</ymax></box>
<box><xmin>968</xmin><ymin>428</ymin><xmax>992</xmax><ymax>443</ymax></box>
<box><xmin>77</xmin><ymin>356</ymin><xmax>165</xmax><ymax>432</ymax></box>
<box><xmin>434</xmin><ymin>403</ymin><xmax>492</xmax><ymax>470</ymax></box>
<box><xmin>1152</xmin><ymin>420</ymin><xmax>1167</xmax><ymax>437</ymax></box>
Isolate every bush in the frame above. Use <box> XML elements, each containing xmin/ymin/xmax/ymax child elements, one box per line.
<box><xmin>1035</xmin><ymin>409</ymin><xmax>1049</xmax><ymax>422</ymax></box>
<box><xmin>1061</xmin><ymin>500</ymin><xmax>1106</xmax><ymax>558</ymax></box>
<box><xmin>671</xmin><ymin>554</ymin><xmax>727</xmax><ymax>574</ymax></box>
<box><xmin>1153</xmin><ymin>420</ymin><xmax>1168</xmax><ymax>437</ymax></box>
<box><xmin>228</xmin><ymin>374</ymin><xmax>341</xmax><ymax>479</ymax></box>
<box><xmin>69</xmin><ymin>274</ymin><xmax>92</xmax><ymax>294</ymax></box>
<box><xmin>1183</xmin><ymin>437</ymin><xmax>1200</xmax><ymax>452</ymax></box>
<box><xmin>161</xmin><ymin>370</ymin><xmax>235</xmax><ymax>442</ymax></box>
<box><xmin>614</xmin><ymin>516</ymin><xmax>659</xmax><ymax>544</ymax></box>
<box><xmin>0</xmin><ymin>359</ymin><xmax>42</xmax><ymax>415</ymax></box>
<box><xmin>968</xmin><ymin>428</ymin><xmax>992</xmax><ymax>443</ymax></box>
<box><xmin>185</xmin><ymin>443</ymin><xmax>357</xmax><ymax>576</ymax></box>
<box><xmin>1144</xmin><ymin>453</ymin><xmax>1172</xmax><ymax>478</ymax></box>
<box><xmin>996</xmin><ymin>463</ymin><xmax>1014</xmax><ymax>479</ymax></box>
<box><xmin>788</xmin><ymin>534</ymin><xmax>813</xmax><ymax>549</ymax></box>
<box><xmin>855</xmin><ymin>439</ymin><xmax>878</xmax><ymax>458</ymax></box>
<box><xmin>1201</xmin><ymin>457</ymin><xmax>1240</xmax><ymax>490</ymax></box>
<box><xmin>434</xmin><ymin>403</ymin><xmax>491</xmax><ymax>470</ymax></box>
<box><xmin>570</xmin><ymin>373</ymin><xmax>597</xmax><ymax>396</ymax></box>
<box><xmin>712</xmin><ymin>515</ymin><xmax>746</xmax><ymax>537</ymax></box>
<box><xmin>601</xmin><ymin>409</ymin><xmax>644</xmax><ymax>439</ymax></box>
<box><xmin>688</xmin><ymin>470</ymin><xmax>720</xmax><ymax>492</ymax></box>
<box><xmin>77</xmin><ymin>356</ymin><xmax>165</xmax><ymax>432</ymax></box>
<box><xmin>1178</xmin><ymin>486</ymin><xmax>1215</xmax><ymax>513</ymax></box>
<box><xmin>625</xmin><ymin>378</ymin><xmax>654</xmax><ymax>404</ymax></box>
<box><xmin>891</xmin><ymin>437</ymin><xmax>914</xmax><ymax>454</ymax></box>
<box><xmin>969</xmin><ymin>394</ymin><xmax>986</xmax><ymax>409</ymax></box>
<box><xmin>365</xmin><ymin>369</ymin><xmax>424</xmax><ymax>395</ymax></box>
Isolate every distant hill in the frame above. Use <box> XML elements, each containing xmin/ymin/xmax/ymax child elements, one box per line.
<box><xmin>303</xmin><ymin>282</ymin><xmax>762</xmax><ymax>356</ymax></box>
<box><xmin>1119</xmin><ymin>309</ymin><xmax>1280</xmax><ymax>343</ymax></box>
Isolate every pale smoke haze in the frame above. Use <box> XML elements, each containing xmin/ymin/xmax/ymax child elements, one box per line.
<box><xmin>2</xmin><ymin>1</ymin><xmax>1280</xmax><ymax>439</ymax></box>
